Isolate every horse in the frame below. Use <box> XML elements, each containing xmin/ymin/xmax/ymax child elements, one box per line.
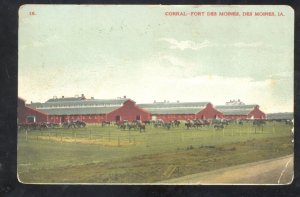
<box><xmin>253</xmin><ymin>119</ymin><xmax>266</xmax><ymax>133</ymax></box>
<box><xmin>185</xmin><ymin>120</ymin><xmax>193</xmax><ymax>129</ymax></box>
<box><xmin>174</xmin><ymin>120</ymin><xmax>181</xmax><ymax>127</ymax></box>
<box><xmin>153</xmin><ymin>119</ymin><xmax>164</xmax><ymax>128</ymax></box>
<box><xmin>163</xmin><ymin>122</ymin><xmax>172</xmax><ymax>130</ymax></box>
<box><xmin>75</xmin><ymin>120</ymin><xmax>86</xmax><ymax>128</ymax></box>
<box><xmin>214</xmin><ymin>124</ymin><xmax>224</xmax><ymax>130</ymax></box>
<box><xmin>119</xmin><ymin>122</ymin><xmax>127</xmax><ymax>130</ymax></box>
<box><xmin>142</xmin><ymin>120</ymin><xmax>151</xmax><ymax>125</ymax></box>
<box><xmin>192</xmin><ymin>119</ymin><xmax>202</xmax><ymax>129</ymax></box>
<box><xmin>127</xmin><ymin>122</ymin><xmax>137</xmax><ymax>131</ymax></box>
<box><xmin>101</xmin><ymin>121</ymin><xmax>111</xmax><ymax>127</ymax></box>
<box><xmin>137</xmin><ymin>122</ymin><xmax>146</xmax><ymax>132</ymax></box>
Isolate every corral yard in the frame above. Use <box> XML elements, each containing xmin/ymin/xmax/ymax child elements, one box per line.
<box><xmin>17</xmin><ymin>121</ymin><xmax>293</xmax><ymax>183</ymax></box>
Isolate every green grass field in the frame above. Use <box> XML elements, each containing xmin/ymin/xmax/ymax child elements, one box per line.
<box><xmin>17</xmin><ymin>122</ymin><xmax>293</xmax><ymax>183</ymax></box>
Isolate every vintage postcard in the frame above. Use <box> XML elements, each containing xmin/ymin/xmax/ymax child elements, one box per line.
<box><xmin>18</xmin><ymin>5</ymin><xmax>294</xmax><ymax>184</ymax></box>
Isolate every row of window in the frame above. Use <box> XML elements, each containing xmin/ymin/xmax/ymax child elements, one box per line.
<box><xmin>156</xmin><ymin>114</ymin><xmax>195</xmax><ymax>118</ymax></box>
<box><xmin>50</xmin><ymin>116</ymin><xmax>105</xmax><ymax>120</ymax></box>
<box><xmin>37</xmin><ymin>104</ymin><xmax>122</xmax><ymax>109</ymax></box>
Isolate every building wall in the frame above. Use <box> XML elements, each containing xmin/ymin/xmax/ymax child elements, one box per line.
<box><xmin>18</xmin><ymin>98</ymin><xmax>48</xmax><ymax>124</ymax></box>
<box><xmin>196</xmin><ymin>103</ymin><xmax>224</xmax><ymax>119</ymax></box>
<box><xmin>107</xmin><ymin>100</ymin><xmax>151</xmax><ymax>122</ymax></box>
<box><xmin>18</xmin><ymin>98</ymin><xmax>27</xmax><ymax>124</ymax></box>
<box><xmin>153</xmin><ymin>114</ymin><xmax>195</xmax><ymax>121</ymax></box>
<box><xmin>48</xmin><ymin>114</ymin><xmax>107</xmax><ymax>124</ymax></box>
<box><xmin>223</xmin><ymin>115</ymin><xmax>248</xmax><ymax>120</ymax></box>
<box><xmin>247</xmin><ymin>106</ymin><xmax>266</xmax><ymax>119</ymax></box>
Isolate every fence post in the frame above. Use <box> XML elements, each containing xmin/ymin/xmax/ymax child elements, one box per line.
<box><xmin>48</xmin><ymin>132</ymin><xmax>50</xmax><ymax>142</ymax></box>
<box><xmin>74</xmin><ymin>131</ymin><xmax>77</xmax><ymax>143</ymax></box>
<box><xmin>128</xmin><ymin>130</ymin><xmax>131</xmax><ymax>143</ymax></box>
<box><xmin>109</xmin><ymin>130</ymin><xmax>111</xmax><ymax>142</ymax></box>
<box><xmin>181</xmin><ymin>133</ymin><xmax>183</xmax><ymax>142</ymax></box>
<box><xmin>25</xmin><ymin>130</ymin><xmax>28</xmax><ymax>141</ymax></box>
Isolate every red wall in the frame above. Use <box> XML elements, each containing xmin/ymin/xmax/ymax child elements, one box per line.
<box><xmin>154</xmin><ymin>114</ymin><xmax>195</xmax><ymax>121</ymax></box>
<box><xmin>223</xmin><ymin>115</ymin><xmax>248</xmax><ymax>120</ymax></box>
<box><xmin>18</xmin><ymin>98</ymin><xmax>48</xmax><ymax>124</ymax></box>
<box><xmin>247</xmin><ymin>106</ymin><xmax>266</xmax><ymax>119</ymax></box>
<box><xmin>48</xmin><ymin>114</ymin><xmax>107</xmax><ymax>124</ymax></box>
<box><xmin>18</xmin><ymin>98</ymin><xmax>27</xmax><ymax>124</ymax></box>
<box><xmin>196</xmin><ymin>103</ymin><xmax>224</xmax><ymax>119</ymax></box>
<box><xmin>107</xmin><ymin>100</ymin><xmax>151</xmax><ymax>122</ymax></box>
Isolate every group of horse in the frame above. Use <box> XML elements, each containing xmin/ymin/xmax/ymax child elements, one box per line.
<box><xmin>99</xmin><ymin>119</ymin><xmax>271</xmax><ymax>132</ymax></box>
<box><xmin>18</xmin><ymin>122</ymin><xmax>60</xmax><ymax>131</ymax></box>
<box><xmin>114</xmin><ymin>120</ymin><xmax>146</xmax><ymax>132</ymax></box>
<box><xmin>62</xmin><ymin>120</ymin><xmax>86</xmax><ymax>129</ymax></box>
<box><xmin>18</xmin><ymin>120</ymin><xmax>87</xmax><ymax>131</ymax></box>
<box><xmin>184</xmin><ymin>119</ymin><xmax>211</xmax><ymax>129</ymax></box>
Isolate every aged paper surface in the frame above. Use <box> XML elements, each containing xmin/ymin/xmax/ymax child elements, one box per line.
<box><xmin>18</xmin><ymin>5</ymin><xmax>294</xmax><ymax>184</ymax></box>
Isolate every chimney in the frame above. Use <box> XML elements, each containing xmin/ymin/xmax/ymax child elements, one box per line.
<box><xmin>62</xmin><ymin>96</ymin><xmax>64</xmax><ymax>98</ymax></box>
<box><xmin>124</xmin><ymin>95</ymin><xmax>126</xmax><ymax>98</ymax></box>
<box><xmin>91</xmin><ymin>97</ymin><xmax>94</xmax><ymax>99</ymax></box>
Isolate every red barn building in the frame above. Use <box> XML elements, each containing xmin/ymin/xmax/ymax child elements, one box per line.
<box><xmin>18</xmin><ymin>97</ymin><xmax>48</xmax><ymax>124</ymax></box>
<box><xmin>107</xmin><ymin>100</ymin><xmax>151</xmax><ymax>122</ymax></box>
<box><xmin>138</xmin><ymin>101</ymin><xmax>223</xmax><ymax>121</ymax></box>
<box><xmin>196</xmin><ymin>103</ymin><xmax>223</xmax><ymax>119</ymax></box>
<box><xmin>215</xmin><ymin>100</ymin><xmax>266</xmax><ymax>120</ymax></box>
<box><xmin>28</xmin><ymin>95</ymin><xmax>151</xmax><ymax>123</ymax></box>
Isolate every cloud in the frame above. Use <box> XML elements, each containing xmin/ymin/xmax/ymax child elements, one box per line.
<box><xmin>225</xmin><ymin>42</ymin><xmax>262</xmax><ymax>48</ymax></box>
<box><xmin>160</xmin><ymin>38</ymin><xmax>263</xmax><ymax>51</ymax></box>
<box><xmin>159</xmin><ymin>38</ymin><xmax>211</xmax><ymax>50</ymax></box>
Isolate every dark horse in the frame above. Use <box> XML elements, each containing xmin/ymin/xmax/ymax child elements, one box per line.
<box><xmin>137</xmin><ymin>122</ymin><xmax>146</xmax><ymax>132</ymax></box>
<box><xmin>101</xmin><ymin>121</ymin><xmax>111</xmax><ymax>127</ymax></box>
<box><xmin>185</xmin><ymin>121</ymin><xmax>193</xmax><ymax>129</ymax></box>
<box><xmin>214</xmin><ymin>124</ymin><xmax>224</xmax><ymax>130</ymax></box>
<box><xmin>174</xmin><ymin>120</ymin><xmax>181</xmax><ymax>127</ymax></box>
<box><xmin>253</xmin><ymin>119</ymin><xmax>266</xmax><ymax>133</ymax></box>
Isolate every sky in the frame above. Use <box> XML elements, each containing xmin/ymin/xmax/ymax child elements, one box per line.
<box><xmin>19</xmin><ymin>5</ymin><xmax>294</xmax><ymax>113</ymax></box>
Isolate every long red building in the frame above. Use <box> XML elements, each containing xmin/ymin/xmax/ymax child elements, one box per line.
<box><xmin>18</xmin><ymin>97</ymin><xmax>48</xmax><ymax>124</ymax></box>
<box><xmin>215</xmin><ymin>100</ymin><xmax>266</xmax><ymax>120</ymax></box>
<box><xmin>18</xmin><ymin>95</ymin><xmax>266</xmax><ymax>124</ymax></box>
<box><xmin>138</xmin><ymin>101</ymin><xmax>223</xmax><ymax>121</ymax></box>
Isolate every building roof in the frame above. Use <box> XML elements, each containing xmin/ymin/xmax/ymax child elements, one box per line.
<box><xmin>37</xmin><ymin>106</ymin><xmax>119</xmax><ymax>115</ymax></box>
<box><xmin>138</xmin><ymin>102</ymin><xmax>209</xmax><ymax>115</ymax></box>
<box><xmin>215</xmin><ymin>105</ymin><xmax>258</xmax><ymax>115</ymax></box>
<box><xmin>144</xmin><ymin>108</ymin><xmax>202</xmax><ymax>115</ymax></box>
<box><xmin>29</xmin><ymin>98</ymin><xmax>129</xmax><ymax>109</ymax></box>
<box><xmin>267</xmin><ymin>112</ymin><xmax>293</xmax><ymax>120</ymax></box>
<box><xmin>138</xmin><ymin>102</ymin><xmax>209</xmax><ymax>108</ymax></box>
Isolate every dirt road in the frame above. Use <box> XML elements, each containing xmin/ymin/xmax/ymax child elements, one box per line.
<box><xmin>161</xmin><ymin>155</ymin><xmax>293</xmax><ymax>185</ymax></box>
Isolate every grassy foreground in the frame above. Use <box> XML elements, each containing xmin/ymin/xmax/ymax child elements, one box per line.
<box><xmin>17</xmin><ymin>122</ymin><xmax>293</xmax><ymax>183</ymax></box>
